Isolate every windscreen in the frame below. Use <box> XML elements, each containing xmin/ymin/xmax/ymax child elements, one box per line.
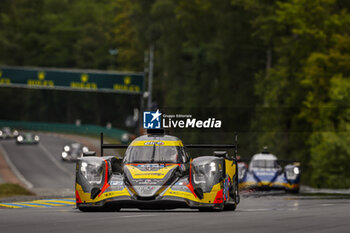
<box><xmin>251</xmin><ymin>159</ymin><xmax>278</xmax><ymax>169</ymax></box>
<box><xmin>124</xmin><ymin>146</ymin><xmax>186</xmax><ymax>163</ymax></box>
<box><xmin>3</xmin><ymin>128</ymin><xmax>11</xmax><ymax>133</ymax></box>
<box><xmin>71</xmin><ymin>144</ymin><xmax>82</xmax><ymax>154</ymax></box>
<box><xmin>24</xmin><ymin>134</ymin><xmax>33</xmax><ymax>140</ymax></box>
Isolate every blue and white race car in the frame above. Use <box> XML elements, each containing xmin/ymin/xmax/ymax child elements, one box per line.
<box><xmin>238</xmin><ymin>148</ymin><xmax>300</xmax><ymax>193</ymax></box>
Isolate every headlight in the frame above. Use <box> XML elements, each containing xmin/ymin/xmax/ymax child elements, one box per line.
<box><xmin>13</xmin><ymin>130</ymin><xmax>19</xmax><ymax>136</ymax></box>
<box><xmin>286</xmin><ymin>167</ymin><xmax>299</xmax><ymax>180</ymax></box>
<box><xmin>82</xmin><ymin>147</ymin><xmax>89</xmax><ymax>153</ymax></box>
<box><xmin>62</xmin><ymin>152</ymin><xmax>68</xmax><ymax>158</ymax></box>
<box><xmin>192</xmin><ymin>163</ymin><xmax>210</xmax><ymax>184</ymax></box>
<box><xmin>34</xmin><ymin>135</ymin><xmax>40</xmax><ymax>141</ymax></box>
<box><xmin>191</xmin><ymin>158</ymin><xmax>225</xmax><ymax>193</ymax></box>
<box><xmin>80</xmin><ymin>161</ymin><xmax>104</xmax><ymax>184</ymax></box>
<box><xmin>238</xmin><ymin>165</ymin><xmax>246</xmax><ymax>180</ymax></box>
<box><xmin>209</xmin><ymin>162</ymin><xmax>216</xmax><ymax>172</ymax></box>
<box><xmin>17</xmin><ymin>136</ymin><xmax>23</xmax><ymax>142</ymax></box>
<box><xmin>293</xmin><ymin>167</ymin><xmax>300</xmax><ymax>174</ymax></box>
<box><xmin>64</xmin><ymin>146</ymin><xmax>70</xmax><ymax>152</ymax></box>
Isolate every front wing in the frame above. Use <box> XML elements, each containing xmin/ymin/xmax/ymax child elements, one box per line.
<box><xmin>76</xmin><ymin>179</ymin><xmax>233</xmax><ymax>210</ymax></box>
<box><xmin>239</xmin><ymin>172</ymin><xmax>300</xmax><ymax>191</ymax></box>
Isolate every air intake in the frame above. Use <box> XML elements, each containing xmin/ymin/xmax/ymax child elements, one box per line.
<box><xmin>146</xmin><ymin>129</ymin><xmax>165</xmax><ymax>135</ymax></box>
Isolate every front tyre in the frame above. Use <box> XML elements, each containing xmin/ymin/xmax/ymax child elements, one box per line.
<box><xmin>198</xmin><ymin>203</ymin><xmax>224</xmax><ymax>212</ymax></box>
<box><xmin>224</xmin><ymin>203</ymin><xmax>236</xmax><ymax>211</ymax></box>
<box><xmin>198</xmin><ymin>207</ymin><xmax>219</xmax><ymax>212</ymax></box>
<box><xmin>286</xmin><ymin>188</ymin><xmax>299</xmax><ymax>194</ymax></box>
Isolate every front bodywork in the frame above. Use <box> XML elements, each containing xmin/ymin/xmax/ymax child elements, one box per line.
<box><xmin>76</xmin><ymin>135</ymin><xmax>239</xmax><ymax>211</ymax></box>
<box><xmin>0</xmin><ymin>127</ymin><xmax>19</xmax><ymax>139</ymax></box>
<box><xmin>16</xmin><ymin>134</ymin><xmax>39</xmax><ymax>144</ymax></box>
<box><xmin>62</xmin><ymin>143</ymin><xmax>88</xmax><ymax>162</ymax></box>
<box><xmin>238</xmin><ymin>154</ymin><xmax>300</xmax><ymax>193</ymax></box>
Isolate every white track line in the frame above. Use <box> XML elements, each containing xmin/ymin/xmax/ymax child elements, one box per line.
<box><xmin>121</xmin><ymin>214</ymin><xmax>159</xmax><ymax>218</ymax></box>
<box><xmin>239</xmin><ymin>208</ymin><xmax>271</xmax><ymax>212</ymax></box>
<box><xmin>39</xmin><ymin>143</ymin><xmax>72</xmax><ymax>176</ymax></box>
<box><xmin>0</xmin><ymin>143</ymin><xmax>34</xmax><ymax>189</ymax></box>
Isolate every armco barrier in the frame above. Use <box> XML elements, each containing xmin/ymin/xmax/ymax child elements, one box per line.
<box><xmin>0</xmin><ymin>120</ymin><xmax>127</xmax><ymax>140</ymax></box>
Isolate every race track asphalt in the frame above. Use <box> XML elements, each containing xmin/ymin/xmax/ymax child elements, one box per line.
<box><xmin>0</xmin><ymin>134</ymin><xmax>77</xmax><ymax>191</ymax></box>
<box><xmin>0</xmin><ymin>194</ymin><xmax>349</xmax><ymax>233</ymax></box>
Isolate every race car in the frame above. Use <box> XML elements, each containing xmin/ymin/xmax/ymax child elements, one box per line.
<box><xmin>0</xmin><ymin>127</ymin><xmax>19</xmax><ymax>139</ymax></box>
<box><xmin>61</xmin><ymin>143</ymin><xmax>89</xmax><ymax>162</ymax></box>
<box><xmin>16</xmin><ymin>133</ymin><xmax>40</xmax><ymax>144</ymax></box>
<box><xmin>238</xmin><ymin>147</ymin><xmax>300</xmax><ymax>193</ymax></box>
<box><xmin>75</xmin><ymin>129</ymin><xmax>240</xmax><ymax>212</ymax></box>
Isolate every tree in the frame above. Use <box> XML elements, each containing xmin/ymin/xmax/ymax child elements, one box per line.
<box><xmin>252</xmin><ymin>0</ymin><xmax>350</xmax><ymax>186</ymax></box>
<box><xmin>302</xmin><ymin>34</ymin><xmax>350</xmax><ymax>188</ymax></box>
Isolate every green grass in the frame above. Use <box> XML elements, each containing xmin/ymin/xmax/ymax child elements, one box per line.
<box><xmin>0</xmin><ymin>183</ymin><xmax>34</xmax><ymax>198</ymax></box>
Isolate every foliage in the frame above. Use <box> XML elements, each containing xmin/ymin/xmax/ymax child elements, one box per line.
<box><xmin>0</xmin><ymin>0</ymin><xmax>115</xmax><ymax>69</ymax></box>
<box><xmin>302</xmin><ymin>33</ymin><xmax>350</xmax><ymax>188</ymax></box>
<box><xmin>252</xmin><ymin>0</ymin><xmax>350</xmax><ymax>187</ymax></box>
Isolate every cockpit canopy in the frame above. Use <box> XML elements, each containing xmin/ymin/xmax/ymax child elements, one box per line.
<box><xmin>250</xmin><ymin>159</ymin><xmax>279</xmax><ymax>169</ymax></box>
<box><xmin>249</xmin><ymin>153</ymin><xmax>280</xmax><ymax>169</ymax></box>
<box><xmin>124</xmin><ymin>145</ymin><xmax>188</xmax><ymax>164</ymax></box>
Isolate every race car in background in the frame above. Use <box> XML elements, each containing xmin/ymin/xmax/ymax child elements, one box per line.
<box><xmin>16</xmin><ymin>133</ymin><xmax>40</xmax><ymax>144</ymax></box>
<box><xmin>0</xmin><ymin>127</ymin><xmax>19</xmax><ymax>139</ymax></box>
<box><xmin>75</xmin><ymin>129</ymin><xmax>240</xmax><ymax>212</ymax></box>
<box><xmin>61</xmin><ymin>143</ymin><xmax>89</xmax><ymax>162</ymax></box>
<box><xmin>238</xmin><ymin>147</ymin><xmax>300</xmax><ymax>193</ymax></box>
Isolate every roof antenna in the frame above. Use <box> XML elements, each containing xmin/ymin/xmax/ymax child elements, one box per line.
<box><xmin>262</xmin><ymin>146</ymin><xmax>269</xmax><ymax>154</ymax></box>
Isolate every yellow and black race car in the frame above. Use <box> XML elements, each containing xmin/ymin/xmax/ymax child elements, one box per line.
<box><xmin>75</xmin><ymin>129</ymin><xmax>240</xmax><ymax>211</ymax></box>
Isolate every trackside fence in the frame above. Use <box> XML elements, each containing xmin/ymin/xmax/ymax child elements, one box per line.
<box><xmin>0</xmin><ymin>120</ymin><xmax>127</xmax><ymax>140</ymax></box>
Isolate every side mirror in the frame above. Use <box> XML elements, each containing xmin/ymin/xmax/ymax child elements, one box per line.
<box><xmin>176</xmin><ymin>164</ymin><xmax>189</xmax><ymax>177</ymax></box>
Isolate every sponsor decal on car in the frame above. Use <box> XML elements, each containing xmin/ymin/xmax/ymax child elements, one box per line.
<box><xmin>144</xmin><ymin>141</ymin><xmax>164</xmax><ymax>145</ymax></box>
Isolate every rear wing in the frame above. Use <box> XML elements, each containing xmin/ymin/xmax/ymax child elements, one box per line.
<box><xmin>100</xmin><ymin>133</ymin><xmax>128</xmax><ymax>157</ymax></box>
<box><xmin>184</xmin><ymin>133</ymin><xmax>238</xmax><ymax>158</ymax></box>
<box><xmin>185</xmin><ymin>144</ymin><xmax>236</xmax><ymax>149</ymax></box>
<box><xmin>237</xmin><ymin>158</ymin><xmax>300</xmax><ymax>165</ymax></box>
<box><xmin>100</xmin><ymin>131</ymin><xmax>238</xmax><ymax>157</ymax></box>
